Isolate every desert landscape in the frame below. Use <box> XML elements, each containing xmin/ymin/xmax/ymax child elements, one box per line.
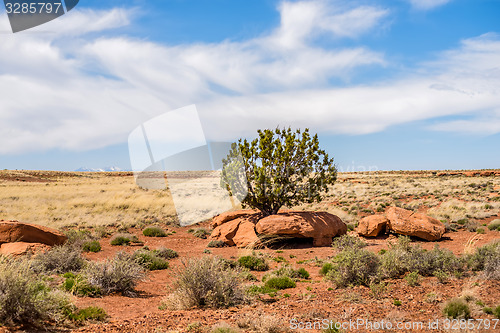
<box><xmin>0</xmin><ymin>169</ymin><xmax>498</xmax><ymax>332</ymax></box>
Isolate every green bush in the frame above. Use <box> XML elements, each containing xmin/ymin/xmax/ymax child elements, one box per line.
<box><xmin>154</xmin><ymin>247</ymin><xmax>179</xmax><ymax>259</ymax></box>
<box><xmin>82</xmin><ymin>252</ymin><xmax>145</xmax><ymax>296</ymax></box>
<box><xmin>494</xmin><ymin>305</ymin><xmax>500</xmax><ymax>319</ymax></box>
<box><xmin>31</xmin><ymin>242</ymin><xmax>86</xmax><ymax>274</ymax></box>
<box><xmin>483</xmin><ymin>307</ymin><xmax>493</xmax><ymax>314</ymax></box>
<box><xmin>467</xmin><ymin>240</ymin><xmax>500</xmax><ymax>277</ymax></box>
<box><xmin>246</xmin><ymin>285</ymin><xmax>278</xmax><ymax>297</ymax></box>
<box><xmin>0</xmin><ymin>256</ymin><xmax>73</xmax><ymax>326</ymax></box>
<box><xmin>405</xmin><ymin>271</ymin><xmax>421</xmax><ymax>287</ymax></box>
<box><xmin>319</xmin><ymin>262</ymin><xmax>334</xmax><ymax>276</ymax></box>
<box><xmin>264</xmin><ymin>276</ymin><xmax>296</xmax><ymax>290</ymax></box>
<box><xmin>332</xmin><ymin>234</ymin><xmax>367</xmax><ymax>251</ymax></box>
<box><xmin>325</xmin><ymin>248</ymin><xmax>379</xmax><ymax>287</ymax></box>
<box><xmin>133</xmin><ymin>249</ymin><xmax>169</xmax><ymax>270</ymax></box>
<box><xmin>210</xmin><ymin>323</ymin><xmax>240</xmax><ymax>333</ymax></box>
<box><xmin>70</xmin><ymin>306</ymin><xmax>107</xmax><ymax>322</ymax></box>
<box><xmin>207</xmin><ymin>240</ymin><xmax>227</xmax><ymax>248</ymax></box>
<box><xmin>142</xmin><ymin>226</ymin><xmax>167</xmax><ymax>237</ymax></box>
<box><xmin>110</xmin><ymin>233</ymin><xmax>140</xmax><ymax>246</ymax></box>
<box><xmin>488</xmin><ymin>219</ymin><xmax>500</xmax><ymax>231</ymax></box>
<box><xmin>434</xmin><ymin>270</ymin><xmax>449</xmax><ymax>284</ymax></box>
<box><xmin>82</xmin><ymin>240</ymin><xmax>102</xmax><ymax>253</ymax></box>
<box><xmin>238</xmin><ymin>255</ymin><xmax>269</xmax><ymax>271</ymax></box>
<box><xmin>163</xmin><ymin>256</ymin><xmax>246</xmax><ymax>310</ymax></box>
<box><xmin>220</xmin><ymin>127</ymin><xmax>337</xmax><ymax>216</ymax></box>
<box><xmin>443</xmin><ymin>298</ymin><xmax>471</xmax><ymax>319</ymax></box>
<box><xmin>62</xmin><ymin>272</ymin><xmax>101</xmax><ymax>297</ymax></box>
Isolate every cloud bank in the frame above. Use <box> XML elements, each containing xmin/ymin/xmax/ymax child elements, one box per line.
<box><xmin>0</xmin><ymin>0</ymin><xmax>499</xmax><ymax>155</ymax></box>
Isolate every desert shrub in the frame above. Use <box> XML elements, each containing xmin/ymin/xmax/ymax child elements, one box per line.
<box><xmin>488</xmin><ymin>219</ymin><xmax>500</xmax><ymax>231</ymax></box>
<box><xmin>69</xmin><ymin>306</ymin><xmax>107</xmax><ymax>322</ymax></box>
<box><xmin>154</xmin><ymin>247</ymin><xmax>179</xmax><ymax>259</ymax></box>
<box><xmin>319</xmin><ymin>262</ymin><xmax>334</xmax><ymax>276</ymax></box>
<box><xmin>236</xmin><ymin>313</ymin><xmax>289</xmax><ymax>333</ymax></box>
<box><xmin>62</xmin><ymin>272</ymin><xmax>101</xmax><ymax>297</ymax></box>
<box><xmin>65</xmin><ymin>229</ymin><xmax>93</xmax><ymax>245</ymax></box>
<box><xmin>467</xmin><ymin>240</ymin><xmax>500</xmax><ymax>273</ymax></box>
<box><xmin>82</xmin><ymin>252</ymin><xmax>145</xmax><ymax>296</ymax></box>
<box><xmin>443</xmin><ymin>298</ymin><xmax>471</xmax><ymax>319</ymax></box>
<box><xmin>264</xmin><ymin>276</ymin><xmax>296</xmax><ymax>290</ymax></box>
<box><xmin>221</xmin><ymin>127</ymin><xmax>337</xmax><ymax>216</ymax></box>
<box><xmin>82</xmin><ymin>240</ymin><xmax>101</xmax><ymax>253</ymax></box>
<box><xmin>0</xmin><ymin>256</ymin><xmax>73</xmax><ymax>326</ymax></box>
<box><xmin>246</xmin><ymin>285</ymin><xmax>278</xmax><ymax>297</ymax></box>
<box><xmin>495</xmin><ymin>305</ymin><xmax>500</xmax><ymax>319</ymax></box>
<box><xmin>31</xmin><ymin>242</ymin><xmax>86</xmax><ymax>274</ymax></box>
<box><xmin>133</xmin><ymin>249</ymin><xmax>169</xmax><ymax>270</ymax></box>
<box><xmin>207</xmin><ymin>240</ymin><xmax>227</xmax><ymax>248</ymax></box>
<box><xmin>379</xmin><ymin>236</ymin><xmax>463</xmax><ymax>278</ymax></box>
<box><xmin>434</xmin><ymin>270</ymin><xmax>449</xmax><ymax>284</ymax></box>
<box><xmin>238</xmin><ymin>255</ymin><xmax>269</xmax><ymax>271</ymax></box>
<box><xmin>163</xmin><ymin>256</ymin><xmax>246</xmax><ymax>310</ymax></box>
<box><xmin>405</xmin><ymin>272</ymin><xmax>421</xmax><ymax>287</ymax></box>
<box><xmin>332</xmin><ymin>234</ymin><xmax>366</xmax><ymax>251</ymax></box>
<box><xmin>110</xmin><ymin>233</ymin><xmax>140</xmax><ymax>246</ymax></box>
<box><xmin>325</xmin><ymin>248</ymin><xmax>379</xmax><ymax>287</ymax></box>
<box><xmin>369</xmin><ymin>281</ymin><xmax>387</xmax><ymax>299</ymax></box>
<box><xmin>192</xmin><ymin>228</ymin><xmax>210</xmax><ymax>239</ymax></box>
<box><xmin>210</xmin><ymin>323</ymin><xmax>240</xmax><ymax>333</ymax></box>
<box><xmin>142</xmin><ymin>226</ymin><xmax>167</xmax><ymax>237</ymax></box>
<box><xmin>483</xmin><ymin>307</ymin><xmax>493</xmax><ymax>314</ymax></box>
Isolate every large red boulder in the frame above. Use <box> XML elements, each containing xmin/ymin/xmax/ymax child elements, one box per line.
<box><xmin>385</xmin><ymin>207</ymin><xmax>445</xmax><ymax>241</ymax></box>
<box><xmin>357</xmin><ymin>215</ymin><xmax>389</xmax><ymax>237</ymax></box>
<box><xmin>0</xmin><ymin>220</ymin><xmax>67</xmax><ymax>246</ymax></box>
<box><xmin>0</xmin><ymin>242</ymin><xmax>50</xmax><ymax>256</ymax></box>
<box><xmin>255</xmin><ymin>212</ymin><xmax>347</xmax><ymax>247</ymax></box>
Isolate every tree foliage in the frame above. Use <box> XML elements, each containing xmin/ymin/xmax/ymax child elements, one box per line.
<box><xmin>221</xmin><ymin>127</ymin><xmax>336</xmax><ymax>216</ymax></box>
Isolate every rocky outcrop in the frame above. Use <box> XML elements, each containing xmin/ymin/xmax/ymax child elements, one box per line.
<box><xmin>209</xmin><ymin>211</ymin><xmax>346</xmax><ymax>248</ymax></box>
<box><xmin>0</xmin><ymin>242</ymin><xmax>50</xmax><ymax>256</ymax></box>
<box><xmin>0</xmin><ymin>220</ymin><xmax>67</xmax><ymax>246</ymax></box>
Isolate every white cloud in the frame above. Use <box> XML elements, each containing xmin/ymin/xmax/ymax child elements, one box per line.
<box><xmin>407</xmin><ymin>0</ymin><xmax>452</xmax><ymax>10</ymax></box>
<box><xmin>0</xmin><ymin>1</ymin><xmax>499</xmax><ymax>156</ymax></box>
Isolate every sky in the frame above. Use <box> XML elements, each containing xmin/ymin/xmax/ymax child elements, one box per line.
<box><xmin>0</xmin><ymin>0</ymin><xmax>499</xmax><ymax>172</ymax></box>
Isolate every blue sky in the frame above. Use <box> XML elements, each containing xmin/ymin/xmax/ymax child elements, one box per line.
<box><xmin>0</xmin><ymin>0</ymin><xmax>499</xmax><ymax>171</ymax></box>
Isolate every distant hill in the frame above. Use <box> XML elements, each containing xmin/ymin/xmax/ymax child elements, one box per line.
<box><xmin>75</xmin><ymin>166</ymin><xmax>124</xmax><ymax>172</ymax></box>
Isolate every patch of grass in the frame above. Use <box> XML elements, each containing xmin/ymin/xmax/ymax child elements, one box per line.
<box><xmin>495</xmin><ymin>305</ymin><xmax>500</xmax><ymax>319</ymax></box>
<box><xmin>210</xmin><ymin>323</ymin><xmax>240</xmax><ymax>333</ymax></box>
<box><xmin>82</xmin><ymin>252</ymin><xmax>145</xmax><ymax>296</ymax></box>
<box><xmin>133</xmin><ymin>249</ymin><xmax>169</xmax><ymax>270</ymax></box>
<box><xmin>207</xmin><ymin>240</ymin><xmax>227</xmax><ymax>248</ymax></box>
<box><xmin>264</xmin><ymin>266</ymin><xmax>310</xmax><ymax>282</ymax></box>
<box><xmin>163</xmin><ymin>256</ymin><xmax>246</xmax><ymax>310</ymax></box>
<box><xmin>31</xmin><ymin>242</ymin><xmax>86</xmax><ymax>274</ymax></box>
<box><xmin>434</xmin><ymin>270</ymin><xmax>449</xmax><ymax>284</ymax></box>
<box><xmin>82</xmin><ymin>240</ymin><xmax>101</xmax><ymax>253</ymax></box>
<box><xmin>69</xmin><ymin>306</ymin><xmax>107</xmax><ymax>322</ymax></box>
<box><xmin>142</xmin><ymin>226</ymin><xmax>167</xmax><ymax>237</ymax></box>
<box><xmin>110</xmin><ymin>233</ymin><xmax>141</xmax><ymax>246</ymax></box>
<box><xmin>192</xmin><ymin>228</ymin><xmax>210</xmax><ymax>239</ymax></box>
<box><xmin>246</xmin><ymin>285</ymin><xmax>278</xmax><ymax>297</ymax></box>
<box><xmin>466</xmin><ymin>240</ymin><xmax>500</xmax><ymax>279</ymax></box>
<box><xmin>393</xmin><ymin>299</ymin><xmax>402</xmax><ymax>306</ymax></box>
<box><xmin>476</xmin><ymin>227</ymin><xmax>485</xmax><ymax>234</ymax></box>
<box><xmin>483</xmin><ymin>307</ymin><xmax>493</xmax><ymax>314</ymax></box>
<box><xmin>154</xmin><ymin>247</ymin><xmax>179</xmax><ymax>259</ymax></box>
<box><xmin>0</xmin><ymin>256</ymin><xmax>73</xmax><ymax>326</ymax></box>
<box><xmin>264</xmin><ymin>276</ymin><xmax>296</xmax><ymax>290</ymax></box>
<box><xmin>238</xmin><ymin>255</ymin><xmax>269</xmax><ymax>271</ymax></box>
<box><xmin>319</xmin><ymin>262</ymin><xmax>334</xmax><ymax>276</ymax></box>
<box><xmin>325</xmin><ymin>248</ymin><xmax>379</xmax><ymax>287</ymax></box>
<box><xmin>488</xmin><ymin>219</ymin><xmax>500</xmax><ymax>231</ymax></box>
<box><xmin>443</xmin><ymin>298</ymin><xmax>471</xmax><ymax>319</ymax></box>
<box><xmin>369</xmin><ymin>281</ymin><xmax>386</xmax><ymax>299</ymax></box>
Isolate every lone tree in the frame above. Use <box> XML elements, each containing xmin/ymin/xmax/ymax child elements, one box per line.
<box><xmin>221</xmin><ymin>127</ymin><xmax>337</xmax><ymax>216</ymax></box>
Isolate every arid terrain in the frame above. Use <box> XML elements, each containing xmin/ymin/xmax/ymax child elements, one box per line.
<box><xmin>0</xmin><ymin>169</ymin><xmax>499</xmax><ymax>333</ymax></box>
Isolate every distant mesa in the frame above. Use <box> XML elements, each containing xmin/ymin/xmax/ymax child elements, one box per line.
<box><xmin>75</xmin><ymin>166</ymin><xmax>124</xmax><ymax>172</ymax></box>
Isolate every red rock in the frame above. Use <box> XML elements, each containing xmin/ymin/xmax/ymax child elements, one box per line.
<box><xmin>385</xmin><ymin>207</ymin><xmax>445</xmax><ymax>241</ymax></box>
<box><xmin>209</xmin><ymin>216</ymin><xmax>261</xmax><ymax>248</ymax></box>
<box><xmin>0</xmin><ymin>242</ymin><xmax>50</xmax><ymax>256</ymax></box>
<box><xmin>255</xmin><ymin>212</ymin><xmax>346</xmax><ymax>247</ymax></box>
<box><xmin>211</xmin><ymin>210</ymin><xmax>258</xmax><ymax>228</ymax></box>
<box><xmin>357</xmin><ymin>215</ymin><xmax>389</xmax><ymax>237</ymax></box>
<box><xmin>0</xmin><ymin>220</ymin><xmax>67</xmax><ymax>246</ymax></box>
